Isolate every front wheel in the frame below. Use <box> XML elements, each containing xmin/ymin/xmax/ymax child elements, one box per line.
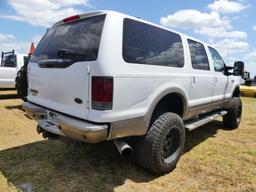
<box><xmin>135</xmin><ymin>112</ymin><xmax>185</xmax><ymax>174</ymax></box>
<box><xmin>223</xmin><ymin>97</ymin><xmax>242</xmax><ymax>129</ymax></box>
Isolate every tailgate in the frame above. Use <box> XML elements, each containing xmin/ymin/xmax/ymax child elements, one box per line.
<box><xmin>27</xmin><ymin>14</ymin><xmax>106</xmax><ymax>120</ymax></box>
<box><xmin>28</xmin><ymin>62</ymin><xmax>91</xmax><ymax>119</ymax></box>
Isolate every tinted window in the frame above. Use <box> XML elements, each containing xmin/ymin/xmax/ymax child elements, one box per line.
<box><xmin>1</xmin><ymin>54</ymin><xmax>17</xmax><ymax>67</ymax></box>
<box><xmin>31</xmin><ymin>15</ymin><xmax>106</xmax><ymax>63</ymax></box>
<box><xmin>123</xmin><ymin>19</ymin><xmax>184</xmax><ymax>67</ymax></box>
<box><xmin>188</xmin><ymin>39</ymin><xmax>209</xmax><ymax>70</ymax></box>
<box><xmin>208</xmin><ymin>47</ymin><xmax>225</xmax><ymax>72</ymax></box>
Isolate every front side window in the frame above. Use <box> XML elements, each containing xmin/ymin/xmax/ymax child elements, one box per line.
<box><xmin>208</xmin><ymin>47</ymin><xmax>225</xmax><ymax>72</ymax></box>
<box><xmin>31</xmin><ymin>14</ymin><xmax>106</xmax><ymax>63</ymax></box>
<box><xmin>188</xmin><ymin>39</ymin><xmax>209</xmax><ymax>71</ymax></box>
<box><xmin>123</xmin><ymin>19</ymin><xmax>184</xmax><ymax>68</ymax></box>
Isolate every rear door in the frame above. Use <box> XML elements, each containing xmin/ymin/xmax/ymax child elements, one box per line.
<box><xmin>28</xmin><ymin>14</ymin><xmax>106</xmax><ymax>119</ymax></box>
<box><xmin>187</xmin><ymin>39</ymin><xmax>214</xmax><ymax>112</ymax></box>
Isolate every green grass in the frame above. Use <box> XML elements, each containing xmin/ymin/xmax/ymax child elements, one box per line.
<box><xmin>0</xmin><ymin>92</ymin><xmax>256</xmax><ymax>192</ymax></box>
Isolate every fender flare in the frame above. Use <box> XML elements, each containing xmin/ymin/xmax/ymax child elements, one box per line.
<box><xmin>143</xmin><ymin>85</ymin><xmax>189</xmax><ymax>129</ymax></box>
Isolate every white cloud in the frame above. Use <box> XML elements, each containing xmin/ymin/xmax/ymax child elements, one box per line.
<box><xmin>0</xmin><ymin>34</ymin><xmax>42</xmax><ymax>54</ymax></box>
<box><xmin>49</xmin><ymin>0</ymin><xmax>89</xmax><ymax>7</ymax></box>
<box><xmin>208</xmin><ymin>0</ymin><xmax>248</xmax><ymax>14</ymax></box>
<box><xmin>0</xmin><ymin>33</ymin><xmax>16</xmax><ymax>42</ymax></box>
<box><xmin>160</xmin><ymin>10</ymin><xmax>229</xmax><ymax>29</ymax></box>
<box><xmin>245</xmin><ymin>51</ymin><xmax>256</xmax><ymax>63</ymax></box>
<box><xmin>244</xmin><ymin>52</ymin><xmax>256</xmax><ymax>76</ymax></box>
<box><xmin>195</xmin><ymin>27</ymin><xmax>247</xmax><ymax>39</ymax></box>
<box><xmin>213</xmin><ymin>39</ymin><xmax>249</xmax><ymax>55</ymax></box>
<box><xmin>160</xmin><ymin>9</ymin><xmax>247</xmax><ymax>40</ymax></box>
<box><xmin>0</xmin><ymin>42</ymin><xmax>30</xmax><ymax>54</ymax></box>
<box><xmin>0</xmin><ymin>0</ymin><xmax>89</xmax><ymax>27</ymax></box>
<box><xmin>253</xmin><ymin>26</ymin><xmax>256</xmax><ymax>31</ymax></box>
<box><xmin>31</xmin><ymin>35</ymin><xmax>43</xmax><ymax>44</ymax></box>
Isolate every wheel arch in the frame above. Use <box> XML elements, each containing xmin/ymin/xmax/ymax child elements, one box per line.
<box><xmin>145</xmin><ymin>86</ymin><xmax>189</xmax><ymax>130</ymax></box>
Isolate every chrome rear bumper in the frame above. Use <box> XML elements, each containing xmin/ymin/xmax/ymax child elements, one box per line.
<box><xmin>23</xmin><ymin>102</ymin><xmax>108</xmax><ymax>143</ymax></box>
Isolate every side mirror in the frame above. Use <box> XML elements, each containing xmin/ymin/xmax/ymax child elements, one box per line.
<box><xmin>233</xmin><ymin>61</ymin><xmax>244</xmax><ymax>76</ymax></box>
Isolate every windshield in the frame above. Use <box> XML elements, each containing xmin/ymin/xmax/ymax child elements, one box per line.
<box><xmin>30</xmin><ymin>14</ymin><xmax>106</xmax><ymax>63</ymax></box>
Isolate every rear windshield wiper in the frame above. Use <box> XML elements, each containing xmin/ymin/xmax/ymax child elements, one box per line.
<box><xmin>58</xmin><ymin>49</ymin><xmax>87</xmax><ymax>58</ymax></box>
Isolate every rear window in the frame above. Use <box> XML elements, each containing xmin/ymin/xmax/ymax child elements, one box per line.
<box><xmin>123</xmin><ymin>19</ymin><xmax>184</xmax><ymax>68</ymax></box>
<box><xmin>31</xmin><ymin>15</ymin><xmax>106</xmax><ymax>63</ymax></box>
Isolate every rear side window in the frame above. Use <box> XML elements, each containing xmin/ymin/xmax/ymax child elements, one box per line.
<box><xmin>188</xmin><ymin>39</ymin><xmax>209</xmax><ymax>71</ymax></box>
<box><xmin>31</xmin><ymin>15</ymin><xmax>106</xmax><ymax>63</ymax></box>
<box><xmin>123</xmin><ymin>19</ymin><xmax>184</xmax><ymax>68</ymax></box>
<box><xmin>208</xmin><ymin>47</ymin><xmax>225</xmax><ymax>72</ymax></box>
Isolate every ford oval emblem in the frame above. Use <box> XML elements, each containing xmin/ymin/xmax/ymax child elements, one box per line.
<box><xmin>74</xmin><ymin>98</ymin><xmax>83</xmax><ymax>104</ymax></box>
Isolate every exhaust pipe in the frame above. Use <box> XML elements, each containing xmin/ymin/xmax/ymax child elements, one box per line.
<box><xmin>114</xmin><ymin>140</ymin><xmax>133</xmax><ymax>157</ymax></box>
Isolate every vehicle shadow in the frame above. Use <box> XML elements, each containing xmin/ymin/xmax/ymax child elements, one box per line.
<box><xmin>0</xmin><ymin>88</ymin><xmax>19</xmax><ymax>100</ymax></box>
<box><xmin>0</xmin><ymin>120</ymin><xmax>224</xmax><ymax>192</ymax></box>
<box><xmin>5</xmin><ymin>104</ymin><xmax>23</xmax><ymax>111</ymax></box>
<box><xmin>0</xmin><ymin>94</ymin><xmax>19</xmax><ymax>100</ymax></box>
<box><xmin>184</xmin><ymin>120</ymin><xmax>225</xmax><ymax>153</ymax></box>
<box><xmin>0</xmin><ymin>88</ymin><xmax>16</xmax><ymax>91</ymax></box>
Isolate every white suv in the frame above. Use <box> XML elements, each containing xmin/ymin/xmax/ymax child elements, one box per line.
<box><xmin>23</xmin><ymin>10</ymin><xmax>243</xmax><ymax>174</ymax></box>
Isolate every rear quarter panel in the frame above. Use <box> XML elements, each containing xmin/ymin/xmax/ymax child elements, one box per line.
<box><xmin>88</xmin><ymin>12</ymin><xmax>192</xmax><ymax>122</ymax></box>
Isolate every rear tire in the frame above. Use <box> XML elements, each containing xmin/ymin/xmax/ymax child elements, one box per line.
<box><xmin>135</xmin><ymin>112</ymin><xmax>185</xmax><ymax>174</ymax></box>
<box><xmin>223</xmin><ymin>97</ymin><xmax>242</xmax><ymax>129</ymax></box>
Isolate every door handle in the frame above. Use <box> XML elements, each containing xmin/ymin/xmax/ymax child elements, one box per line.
<box><xmin>192</xmin><ymin>76</ymin><xmax>196</xmax><ymax>84</ymax></box>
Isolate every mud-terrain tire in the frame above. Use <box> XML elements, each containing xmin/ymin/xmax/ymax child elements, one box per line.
<box><xmin>15</xmin><ymin>65</ymin><xmax>28</xmax><ymax>101</ymax></box>
<box><xmin>135</xmin><ymin>112</ymin><xmax>185</xmax><ymax>174</ymax></box>
<box><xmin>223</xmin><ymin>97</ymin><xmax>242</xmax><ymax>129</ymax></box>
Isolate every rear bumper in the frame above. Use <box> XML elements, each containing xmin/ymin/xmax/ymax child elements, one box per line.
<box><xmin>23</xmin><ymin>102</ymin><xmax>108</xmax><ymax>143</ymax></box>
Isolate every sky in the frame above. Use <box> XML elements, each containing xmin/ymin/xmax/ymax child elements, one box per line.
<box><xmin>0</xmin><ymin>0</ymin><xmax>255</xmax><ymax>76</ymax></box>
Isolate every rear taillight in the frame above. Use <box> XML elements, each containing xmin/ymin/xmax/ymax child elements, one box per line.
<box><xmin>63</xmin><ymin>15</ymin><xmax>80</xmax><ymax>23</ymax></box>
<box><xmin>92</xmin><ymin>76</ymin><xmax>113</xmax><ymax>110</ymax></box>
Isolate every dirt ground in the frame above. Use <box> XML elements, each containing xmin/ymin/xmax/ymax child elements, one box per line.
<box><xmin>0</xmin><ymin>89</ymin><xmax>255</xmax><ymax>192</ymax></box>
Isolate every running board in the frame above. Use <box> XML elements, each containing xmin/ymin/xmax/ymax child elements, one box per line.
<box><xmin>185</xmin><ymin>111</ymin><xmax>227</xmax><ymax>131</ymax></box>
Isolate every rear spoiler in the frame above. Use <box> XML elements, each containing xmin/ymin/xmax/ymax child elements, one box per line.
<box><xmin>52</xmin><ymin>11</ymin><xmax>107</xmax><ymax>28</ymax></box>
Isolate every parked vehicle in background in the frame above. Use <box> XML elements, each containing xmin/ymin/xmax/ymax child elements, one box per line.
<box><xmin>241</xmin><ymin>71</ymin><xmax>256</xmax><ymax>86</ymax></box>
<box><xmin>0</xmin><ymin>50</ymin><xmax>27</xmax><ymax>88</ymax></box>
<box><xmin>23</xmin><ymin>11</ymin><xmax>244</xmax><ymax>174</ymax></box>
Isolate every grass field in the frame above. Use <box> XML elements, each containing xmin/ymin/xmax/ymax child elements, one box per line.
<box><xmin>0</xmin><ymin>90</ymin><xmax>255</xmax><ymax>192</ymax></box>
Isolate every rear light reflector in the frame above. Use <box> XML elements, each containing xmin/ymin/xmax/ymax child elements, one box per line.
<box><xmin>92</xmin><ymin>76</ymin><xmax>113</xmax><ymax>110</ymax></box>
<box><xmin>63</xmin><ymin>15</ymin><xmax>80</xmax><ymax>23</ymax></box>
